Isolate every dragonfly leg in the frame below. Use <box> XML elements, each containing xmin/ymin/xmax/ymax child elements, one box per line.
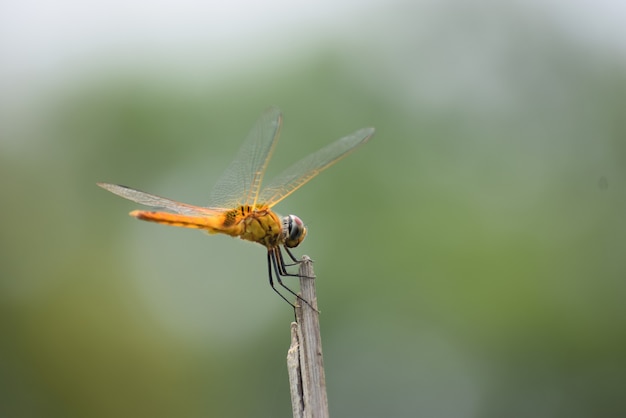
<box><xmin>283</xmin><ymin>247</ymin><xmax>302</xmax><ymax>266</ymax></box>
<box><xmin>268</xmin><ymin>247</ymin><xmax>317</xmax><ymax>311</ymax></box>
<box><xmin>267</xmin><ymin>251</ymin><xmax>296</xmax><ymax>308</ymax></box>
<box><xmin>279</xmin><ymin>247</ymin><xmax>315</xmax><ymax>279</ymax></box>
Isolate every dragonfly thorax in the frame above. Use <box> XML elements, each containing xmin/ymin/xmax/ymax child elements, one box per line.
<box><xmin>282</xmin><ymin>214</ymin><xmax>307</xmax><ymax>248</ymax></box>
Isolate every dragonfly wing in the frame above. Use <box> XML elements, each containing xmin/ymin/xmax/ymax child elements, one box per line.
<box><xmin>208</xmin><ymin>107</ymin><xmax>282</xmax><ymax>208</ymax></box>
<box><xmin>259</xmin><ymin>127</ymin><xmax>375</xmax><ymax>208</ymax></box>
<box><xmin>97</xmin><ymin>183</ymin><xmax>221</xmax><ymax>216</ymax></box>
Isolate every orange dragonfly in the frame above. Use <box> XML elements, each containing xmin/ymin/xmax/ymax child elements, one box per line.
<box><xmin>98</xmin><ymin>107</ymin><xmax>374</xmax><ymax>306</ymax></box>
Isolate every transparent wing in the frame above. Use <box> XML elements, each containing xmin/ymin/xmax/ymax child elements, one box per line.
<box><xmin>258</xmin><ymin>127</ymin><xmax>375</xmax><ymax>208</ymax></box>
<box><xmin>97</xmin><ymin>183</ymin><xmax>222</xmax><ymax>216</ymax></box>
<box><xmin>208</xmin><ymin>107</ymin><xmax>282</xmax><ymax>208</ymax></box>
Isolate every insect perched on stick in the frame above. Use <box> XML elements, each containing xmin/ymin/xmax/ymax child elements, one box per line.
<box><xmin>98</xmin><ymin>107</ymin><xmax>374</xmax><ymax>306</ymax></box>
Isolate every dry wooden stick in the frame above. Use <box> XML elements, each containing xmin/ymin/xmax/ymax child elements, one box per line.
<box><xmin>287</xmin><ymin>256</ymin><xmax>329</xmax><ymax>418</ymax></box>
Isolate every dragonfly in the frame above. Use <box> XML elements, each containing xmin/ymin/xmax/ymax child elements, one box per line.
<box><xmin>97</xmin><ymin>107</ymin><xmax>374</xmax><ymax>307</ymax></box>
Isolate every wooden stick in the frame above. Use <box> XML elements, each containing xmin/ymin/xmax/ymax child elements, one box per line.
<box><xmin>287</xmin><ymin>322</ymin><xmax>304</xmax><ymax>418</ymax></box>
<box><xmin>287</xmin><ymin>256</ymin><xmax>329</xmax><ymax>418</ymax></box>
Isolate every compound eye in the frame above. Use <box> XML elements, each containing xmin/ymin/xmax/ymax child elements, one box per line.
<box><xmin>282</xmin><ymin>215</ymin><xmax>307</xmax><ymax>248</ymax></box>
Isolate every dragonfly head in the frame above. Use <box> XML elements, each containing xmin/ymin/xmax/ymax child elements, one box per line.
<box><xmin>282</xmin><ymin>214</ymin><xmax>307</xmax><ymax>248</ymax></box>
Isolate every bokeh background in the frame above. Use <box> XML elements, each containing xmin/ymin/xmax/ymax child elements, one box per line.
<box><xmin>2</xmin><ymin>1</ymin><xmax>625</xmax><ymax>417</ymax></box>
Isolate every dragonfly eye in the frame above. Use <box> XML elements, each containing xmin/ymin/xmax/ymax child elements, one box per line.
<box><xmin>282</xmin><ymin>215</ymin><xmax>307</xmax><ymax>248</ymax></box>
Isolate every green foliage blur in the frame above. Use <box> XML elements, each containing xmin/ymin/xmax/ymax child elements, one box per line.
<box><xmin>2</xmin><ymin>3</ymin><xmax>625</xmax><ymax>418</ymax></box>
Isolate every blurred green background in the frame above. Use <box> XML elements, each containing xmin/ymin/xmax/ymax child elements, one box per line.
<box><xmin>2</xmin><ymin>1</ymin><xmax>625</xmax><ymax>417</ymax></box>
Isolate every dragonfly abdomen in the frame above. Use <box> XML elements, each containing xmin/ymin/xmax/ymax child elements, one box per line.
<box><xmin>130</xmin><ymin>210</ymin><xmax>242</xmax><ymax>237</ymax></box>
